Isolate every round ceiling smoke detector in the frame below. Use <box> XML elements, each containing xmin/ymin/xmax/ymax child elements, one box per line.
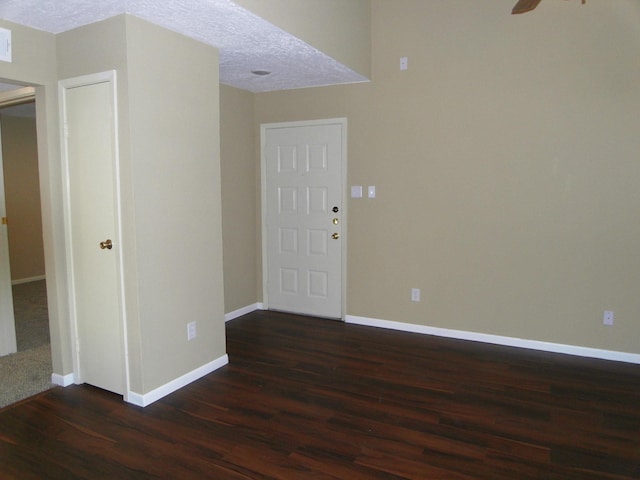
<box><xmin>251</xmin><ymin>69</ymin><xmax>271</xmax><ymax>76</ymax></box>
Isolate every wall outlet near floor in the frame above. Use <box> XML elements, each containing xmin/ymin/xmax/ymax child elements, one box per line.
<box><xmin>603</xmin><ymin>311</ymin><xmax>614</xmax><ymax>326</ymax></box>
<box><xmin>411</xmin><ymin>288</ymin><xmax>421</xmax><ymax>302</ymax></box>
<box><xmin>187</xmin><ymin>321</ymin><xmax>197</xmax><ymax>340</ymax></box>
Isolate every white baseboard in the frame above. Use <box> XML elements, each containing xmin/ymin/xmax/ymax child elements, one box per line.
<box><xmin>345</xmin><ymin>315</ymin><xmax>640</xmax><ymax>365</ymax></box>
<box><xmin>51</xmin><ymin>372</ymin><xmax>74</xmax><ymax>386</ymax></box>
<box><xmin>126</xmin><ymin>354</ymin><xmax>229</xmax><ymax>407</ymax></box>
<box><xmin>12</xmin><ymin>275</ymin><xmax>46</xmax><ymax>286</ymax></box>
<box><xmin>225</xmin><ymin>303</ymin><xmax>264</xmax><ymax>322</ymax></box>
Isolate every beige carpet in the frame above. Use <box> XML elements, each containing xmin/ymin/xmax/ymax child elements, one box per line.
<box><xmin>0</xmin><ymin>280</ymin><xmax>53</xmax><ymax>409</ymax></box>
<box><xmin>0</xmin><ymin>344</ymin><xmax>53</xmax><ymax>408</ymax></box>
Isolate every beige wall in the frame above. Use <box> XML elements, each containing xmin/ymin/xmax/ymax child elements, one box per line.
<box><xmin>125</xmin><ymin>15</ymin><xmax>224</xmax><ymax>393</ymax></box>
<box><xmin>56</xmin><ymin>15</ymin><xmax>137</xmax><ymax>387</ymax></box>
<box><xmin>57</xmin><ymin>15</ymin><xmax>225</xmax><ymax>395</ymax></box>
<box><xmin>0</xmin><ymin>113</ymin><xmax>45</xmax><ymax>281</ymax></box>
<box><xmin>235</xmin><ymin>0</ymin><xmax>371</xmax><ymax>78</ymax></box>
<box><xmin>2</xmin><ymin>0</ymin><xmax>637</xmax><ymax>389</ymax></box>
<box><xmin>0</xmin><ymin>19</ymin><xmax>67</xmax><ymax>374</ymax></box>
<box><xmin>1</xmin><ymin>15</ymin><xmax>225</xmax><ymax>397</ymax></box>
<box><xmin>252</xmin><ymin>0</ymin><xmax>640</xmax><ymax>355</ymax></box>
<box><xmin>220</xmin><ymin>85</ymin><xmax>258</xmax><ymax>313</ymax></box>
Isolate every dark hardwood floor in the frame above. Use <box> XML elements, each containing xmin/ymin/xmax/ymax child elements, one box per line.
<box><xmin>1</xmin><ymin>310</ymin><xmax>639</xmax><ymax>479</ymax></box>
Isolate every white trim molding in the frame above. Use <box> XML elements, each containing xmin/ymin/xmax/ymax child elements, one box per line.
<box><xmin>345</xmin><ymin>315</ymin><xmax>640</xmax><ymax>365</ymax></box>
<box><xmin>225</xmin><ymin>303</ymin><xmax>264</xmax><ymax>322</ymax></box>
<box><xmin>51</xmin><ymin>372</ymin><xmax>75</xmax><ymax>387</ymax></box>
<box><xmin>126</xmin><ymin>354</ymin><xmax>229</xmax><ymax>407</ymax></box>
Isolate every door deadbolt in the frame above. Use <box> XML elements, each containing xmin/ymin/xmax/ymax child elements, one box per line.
<box><xmin>99</xmin><ymin>239</ymin><xmax>113</xmax><ymax>250</ymax></box>
<box><xmin>333</xmin><ymin>218</ymin><xmax>339</xmax><ymax>225</ymax></box>
<box><xmin>332</xmin><ymin>206</ymin><xmax>339</xmax><ymax>213</ymax></box>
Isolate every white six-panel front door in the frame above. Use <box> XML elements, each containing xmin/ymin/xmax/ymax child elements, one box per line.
<box><xmin>263</xmin><ymin>120</ymin><xmax>345</xmax><ymax>319</ymax></box>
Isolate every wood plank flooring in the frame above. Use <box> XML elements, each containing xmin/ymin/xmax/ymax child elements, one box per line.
<box><xmin>1</xmin><ymin>310</ymin><xmax>639</xmax><ymax>479</ymax></box>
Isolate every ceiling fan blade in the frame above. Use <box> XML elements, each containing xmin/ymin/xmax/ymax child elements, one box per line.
<box><xmin>512</xmin><ymin>0</ymin><xmax>543</xmax><ymax>14</ymax></box>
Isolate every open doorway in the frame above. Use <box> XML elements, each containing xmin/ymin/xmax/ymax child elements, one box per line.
<box><xmin>0</xmin><ymin>84</ymin><xmax>52</xmax><ymax>408</ymax></box>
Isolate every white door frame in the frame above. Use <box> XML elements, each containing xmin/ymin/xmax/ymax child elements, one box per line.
<box><xmin>0</xmin><ymin>120</ymin><xmax>17</xmax><ymax>356</ymax></box>
<box><xmin>260</xmin><ymin>118</ymin><xmax>348</xmax><ymax>320</ymax></box>
<box><xmin>0</xmin><ymin>87</ymin><xmax>37</xmax><ymax>357</ymax></box>
<box><xmin>59</xmin><ymin>70</ymin><xmax>130</xmax><ymax>398</ymax></box>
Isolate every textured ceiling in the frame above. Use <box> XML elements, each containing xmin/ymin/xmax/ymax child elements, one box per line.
<box><xmin>0</xmin><ymin>0</ymin><xmax>368</xmax><ymax>93</ymax></box>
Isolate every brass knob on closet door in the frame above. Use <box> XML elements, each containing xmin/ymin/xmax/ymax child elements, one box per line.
<box><xmin>331</xmin><ymin>233</ymin><xmax>340</xmax><ymax>240</ymax></box>
<box><xmin>99</xmin><ymin>239</ymin><xmax>113</xmax><ymax>250</ymax></box>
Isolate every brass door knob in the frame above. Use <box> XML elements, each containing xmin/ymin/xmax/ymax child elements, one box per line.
<box><xmin>99</xmin><ymin>239</ymin><xmax>113</xmax><ymax>250</ymax></box>
<box><xmin>333</xmin><ymin>218</ymin><xmax>339</xmax><ymax>225</ymax></box>
<box><xmin>331</xmin><ymin>233</ymin><xmax>340</xmax><ymax>240</ymax></box>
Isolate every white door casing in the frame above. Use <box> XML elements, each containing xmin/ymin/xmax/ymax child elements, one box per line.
<box><xmin>262</xmin><ymin>119</ymin><xmax>346</xmax><ymax>319</ymax></box>
<box><xmin>0</xmin><ymin>87</ymin><xmax>36</xmax><ymax>357</ymax></box>
<box><xmin>0</xmin><ymin>121</ymin><xmax>17</xmax><ymax>356</ymax></box>
<box><xmin>60</xmin><ymin>71</ymin><xmax>128</xmax><ymax>396</ymax></box>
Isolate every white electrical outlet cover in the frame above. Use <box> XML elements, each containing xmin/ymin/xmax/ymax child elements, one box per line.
<box><xmin>187</xmin><ymin>321</ymin><xmax>197</xmax><ymax>340</ymax></box>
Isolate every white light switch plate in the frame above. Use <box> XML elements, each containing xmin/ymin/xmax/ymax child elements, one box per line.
<box><xmin>351</xmin><ymin>186</ymin><xmax>363</xmax><ymax>198</ymax></box>
<box><xmin>0</xmin><ymin>28</ymin><xmax>11</xmax><ymax>63</ymax></box>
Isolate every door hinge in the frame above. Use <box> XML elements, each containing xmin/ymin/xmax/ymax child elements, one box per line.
<box><xmin>1</xmin><ymin>217</ymin><xmax>7</xmax><ymax>225</ymax></box>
